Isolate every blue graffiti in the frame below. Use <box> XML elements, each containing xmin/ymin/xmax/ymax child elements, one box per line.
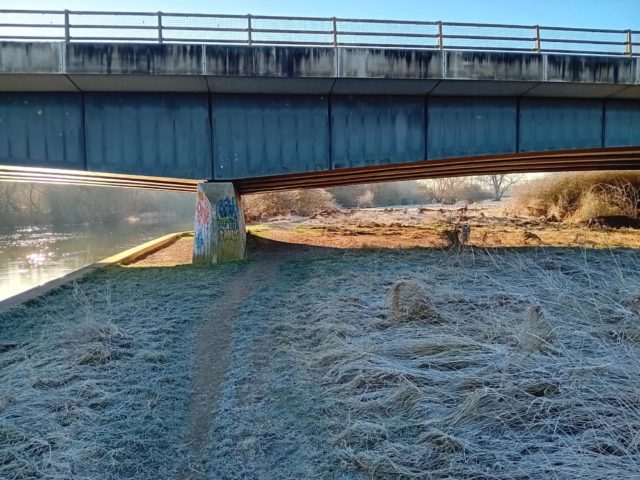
<box><xmin>194</xmin><ymin>230</ymin><xmax>206</xmax><ymax>253</ymax></box>
<box><xmin>216</xmin><ymin>196</ymin><xmax>238</xmax><ymax>220</ymax></box>
<box><xmin>216</xmin><ymin>196</ymin><xmax>239</xmax><ymax>231</ymax></box>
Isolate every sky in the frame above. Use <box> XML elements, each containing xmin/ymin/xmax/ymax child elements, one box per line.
<box><xmin>2</xmin><ymin>0</ymin><xmax>639</xmax><ymax>30</ymax></box>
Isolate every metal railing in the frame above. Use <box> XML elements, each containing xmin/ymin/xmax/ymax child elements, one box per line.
<box><xmin>0</xmin><ymin>9</ymin><xmax>638</xmax><ymax>56</ymax></box>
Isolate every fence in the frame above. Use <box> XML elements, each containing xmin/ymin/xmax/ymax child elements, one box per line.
<box><xmin>0</xmin><ymin>9</ymin><xmax>638</xmax><ymax>56</ymax></box>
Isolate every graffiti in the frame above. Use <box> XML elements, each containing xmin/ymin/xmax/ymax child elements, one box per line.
<box><xmin>216</xmin><ymin>196</ymin><xmax>239</xmax><ymax>240</ymax></box>
<box><xmin>194</xmin><ymin>190</ymin><xmax>213</xmax><ymax>257</ymax></box>
<box><xmin>194</xmin><ymin>188</ymin><xmax>244</xmax><ymax>263</ymax></box>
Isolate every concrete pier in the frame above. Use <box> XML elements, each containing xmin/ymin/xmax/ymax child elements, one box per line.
<box><xmin>193</xmin><ymin>182</ymin><xmax>246</xmax><ymax>264</ymax></box>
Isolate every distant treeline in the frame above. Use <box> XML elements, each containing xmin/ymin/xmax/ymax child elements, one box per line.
<box><xmin>0</xmin><ymin>183</ymin><xmax>195</xmax><ymax>228</ymax></box>
<box><xmin>243</xmin><ymin>177</ymin><xmax>512</xmax><ymax>221</ymax></box>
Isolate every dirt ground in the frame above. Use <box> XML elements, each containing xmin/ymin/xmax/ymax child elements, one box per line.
<box><xmin>130</xmin><ymin>236</ymin><xmax>194</xmax><ymax>267</ymax></box>
<box><xmin>248</xmin><ymin>203</ymin><xmax>640</xmax><ymax>249</ymax></box>
<box><xmin>129</xmin><ymin>204</ymin><xmax>640</xmax><ymax>267</ymax></box>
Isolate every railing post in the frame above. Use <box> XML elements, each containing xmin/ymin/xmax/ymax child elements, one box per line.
<box><xmin>534</xmin><ymin>25</ymin><xmax>541</xmax><ymax>52</ymax></box>
<box><xmin>332</xmin><ymin>17</ymin><xmax>338</xmax><ymax>47</ymax></box>
<box><xmin>437</xmin><ymin>21</ymin><xmax>443</xmax><ymax>49</ymax></box>
<box><xmin>64</xmin><ymin>9</ymin><xmax>70</xmax><ymax>43</ymax></box>
<box><xmin>626</xmin><ymin>29</ymin><xmax>632</xmax><ymax>56</ymax></box>
<box><xmin>247</xmin><ymin>14</ymin><xmax>252</xmax><ymax>45</ymax></box>
<box><xmin>157</xmin><ymin>11</ymin><xmax>163</xmax><ymax>44</ymax></box>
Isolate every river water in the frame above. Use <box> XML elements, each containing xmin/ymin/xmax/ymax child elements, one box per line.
<box><xmin>0</xmin><ymin>219</ymin><xmax>194</xmax><ymax>302</ymax></box>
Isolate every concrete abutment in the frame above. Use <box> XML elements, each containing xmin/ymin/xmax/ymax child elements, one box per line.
<box><xmin>193</xmin><ymin>182</ymin><xmax>246</xmax><ymax>264</ymax></box>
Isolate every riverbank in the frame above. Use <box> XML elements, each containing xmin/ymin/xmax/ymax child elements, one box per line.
<box><xmin>1</xmin><ymin>232</ymin><xmax>640</xmax><ymax>478</ymax></box>
<box><xmin>0</xmin><ymin>232</ymin><xmax>190</xmax><ymax>311</ymax></box>
<box><xmin>0</xmin><ymin>220</ymin><xmax>194</xmax><ymax>302</ymax></box>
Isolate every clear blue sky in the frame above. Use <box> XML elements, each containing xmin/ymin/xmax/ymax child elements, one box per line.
<box><xmin>2</xmin><ymin>0</ymin><xmax>639</xmax><ymax>30</ymax></box>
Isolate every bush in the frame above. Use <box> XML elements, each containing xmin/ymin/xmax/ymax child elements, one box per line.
<box><xmin>329</xmin><ymin>181</ymin><xmax>429</xmax><ymax>207</ymax></box>
<box><xmin>512</xmin><ymin>171</ymin><xmax>640</xmax><ymax>221</ymax></box>
<box><xmin>455</xmin><ymin>182</ymin><xmax>494</xmax><ymax>203</ymax></box>
<box><xmin>243</xmin><ymin>188</ymin><xmax>338</xmax><ymax>222</ymax></box>
<box><xmin>356</xmin><ymin>189</ymin><xmax>375</xmax><ymax>208</ymax></box>
<box><xmin>421</xmin><ymin>177</ymin><xmax>492</xmax><ymax>204</ymax></box>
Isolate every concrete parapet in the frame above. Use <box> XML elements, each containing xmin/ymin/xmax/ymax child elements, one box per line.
<box><xmin>193</xmin><ymin>182</ymin><xmax>246</xmax><ymax>264</ymax></box>
<box><xmin>1</xmin><ymin>42</ymin><xmax>639</xmax><ymax>97</ymax></box>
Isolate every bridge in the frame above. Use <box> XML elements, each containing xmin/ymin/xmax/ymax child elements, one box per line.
<box><xmin>1</xmin><ymin>9</ymin><xmax>640</xmax><ymax>262</ymax></box>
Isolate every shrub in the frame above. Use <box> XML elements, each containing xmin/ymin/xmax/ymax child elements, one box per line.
<box><xmin>356</xmin><ymin>190</ymin><xmax>375</xmax><ymax>208</ymax></box>
<box><xmin>513</xmin><ymin>171</ymin><xmax>640</xmax><ymax>221</ymax></box>
<box><xmin>421</xmin><ymin>177</ymin><xmax>492</xmax><ymax>204</ymax></box>
<box><xmin>455</xmin><ymin>182</ymin><xmax>494</xmax><ymax>203</ymax></box>
<box><xmin>243</xmin><ymin>188</ymin><xmax>338</xmax><ymax>222</ymax></box>
<box><xmin>329</xmin><ymin>181</ymin><xmax>430</xmax><ymax>207</ymax></box>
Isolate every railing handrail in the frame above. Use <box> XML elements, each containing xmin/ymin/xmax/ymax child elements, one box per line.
<box><xmin>0</xmin><ymin>9</ymin><xmax>636</xmax><ymax>57</ymax></box>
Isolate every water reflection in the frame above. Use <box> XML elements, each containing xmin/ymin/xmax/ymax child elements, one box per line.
<box><xmin>0</xmin><ymin>220</ymin><xmax>193</xmax><ymax>302</ymax></box>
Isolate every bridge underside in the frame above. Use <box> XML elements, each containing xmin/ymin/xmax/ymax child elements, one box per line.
<box><xmin>1</xmin><ymin>92</ymin><xmax>640</xmax><ymax>189</ymax></box>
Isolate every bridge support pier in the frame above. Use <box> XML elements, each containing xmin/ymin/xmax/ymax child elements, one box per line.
<box><xmin>192</xmin><ymin>182</ymin><xmax>246</xmax><ymax>265</ymax></box>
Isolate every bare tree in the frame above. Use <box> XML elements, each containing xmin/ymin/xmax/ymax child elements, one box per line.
<box><xmin>420</xmin><ymin>177</ymin><xmax>493</xmax><ymax>204</ymax></box>
<box><xmin>420</xmin><ymin>177</ymin><xmax>468</xmax><ymax>204</ymax></box>
<box><xmin>481</xmin><ymin>174</ymin><xmax>521</xmax><ymax>201</ymax></box>
<box><xmin>356</xmin><ymin>189</ymin><xmax>375</xmax><ymax>208</ymax></box>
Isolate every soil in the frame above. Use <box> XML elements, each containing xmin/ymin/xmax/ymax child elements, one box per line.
<box><xmin>248</xmin><ymin>204</ymin><xmax>640</xmax><ymax>249</ymax></box>
<box><xmin>131</xmin><ymin>204</ymin><xmax>640</xmax><ymax>266</ymax></box>
<box><xmin>129</xmin><ymin>236</ymin><xmax>194</xmax><ymax>267</ymax></box>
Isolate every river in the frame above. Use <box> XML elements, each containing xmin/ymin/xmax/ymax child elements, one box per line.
<box><xmin>0</xmin><ymin>218</ymin><xmax>194</xmax><ymax>302</ymax></box>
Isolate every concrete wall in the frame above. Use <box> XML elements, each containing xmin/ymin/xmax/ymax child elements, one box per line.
<box><xmin>1</xmin><ymin>42</ymin><xmax>639</xmax><ymax>97</ymax></box>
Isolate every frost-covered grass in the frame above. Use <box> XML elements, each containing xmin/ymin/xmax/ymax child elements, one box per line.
<box><xmin>0</xmin><ymin>263</ymin><xmax>240</xmax><ymax>479</ymax></box>
<box><xmin>207</xmin><ymin>246</ymin><xmax>640</xmax><ymax>479</ymax></box>
<box><xmin>2</xmin><ymin>245</ymin><xmax>640</xmax><ymax>479</ymax></box>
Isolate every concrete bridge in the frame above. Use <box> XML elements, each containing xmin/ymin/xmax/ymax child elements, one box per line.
<box><xmin>1</xmin><ymin>10</ymin><xmax>640</xmax><ymax>262</ymax></box>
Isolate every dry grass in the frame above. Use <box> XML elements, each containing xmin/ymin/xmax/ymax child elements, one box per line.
<box><xmin>243</xmin><ymin>189</ymin><xmax>338</xmax><ymax>222</ymax></box>
<box><xmin>205</xmin><ymin>246</ymin><xmax>640</xmax><ymax>478</ymax></box>
<box><xmin>248</xmin><ymin>205</ymin><xmax>640</xmax><ymax>249</ymax></box>
<box><xmin>513</xmin><ymin>171</ymin><xmax>640</xmax><ymax>222</ymax></box>
<box><xmin>3</xmin><ymin>234</ymin><xmax>640</xmax><ymax>478</ymax></box>
<box><xmin>0</xmin><ymin>264</ymin><xmax>237</xmax><ymax>479</ymax></box>
<box><xmin>387</xmin><ymin>281</ymin><xmax>440</xmax><ymax>323</ymax></box>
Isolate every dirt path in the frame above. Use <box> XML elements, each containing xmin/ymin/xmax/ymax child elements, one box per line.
<box><xmin>176</xmin><ymin>239</ymin><xmax>314</xmax><ymax>478</ymax></box>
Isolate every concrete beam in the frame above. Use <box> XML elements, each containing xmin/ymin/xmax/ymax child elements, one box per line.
<box><xmin>430</xmin><ymin>80</ymin><xmax>537</xmax><ymax>96</ymax></box>
<box><xmin>331</xmin><ymin>78</ymin><xmax>439</xmax><ymax>95</ymax></box>
<box><xmin>68</xmin><ymin>74</ymin><xmax>208</xmax><ymax>92</ymax></box>
<box><xmin>610</xmin><ymin>86</ymin><xmax>640</xmax><ymax>99</ymax></box>
<box><xmin>524</xmin><ymin>82</ymin><xmax>629</xmax><ymax>98</ymax></box>
<box><xmin>207</xmin><ymin>76</ymin><xmax>334</xmax><ymax>94</ymax></box>
<box><xmin>0</xmin><ymin>74</ymin><xmax>78</xmax><ymax>91</ymax></box>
